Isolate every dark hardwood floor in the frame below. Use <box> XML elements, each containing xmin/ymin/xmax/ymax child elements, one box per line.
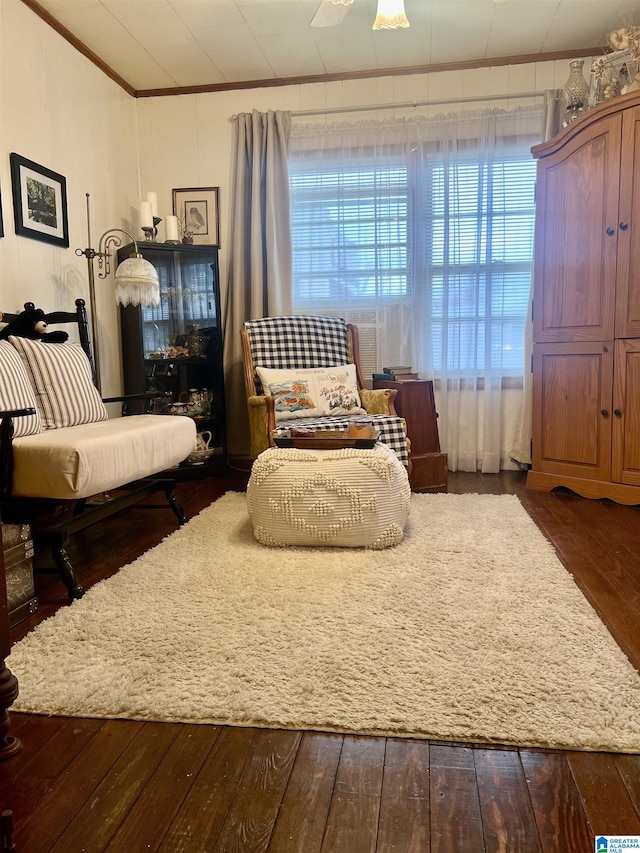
<box><xmin>2</xmin><ymin>468</ymin><xmax>640</xmax><ymax>852</ymax></box>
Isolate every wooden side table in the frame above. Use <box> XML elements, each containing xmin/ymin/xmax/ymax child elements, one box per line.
<box><xmin>372</xmin><ymin>379</ymin><xmax>448</xmax><ymax>492</ymax></box>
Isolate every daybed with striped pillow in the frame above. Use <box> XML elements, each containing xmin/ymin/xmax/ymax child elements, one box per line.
<box><xmin>0</xmin><ymin>304</ymin><xmax>196</xmax><ymax>601</ymax></box>
<box><xmin>2</xmin><ymin>335</ymin><xmax>195</xmax><ymax>501</ymax></box>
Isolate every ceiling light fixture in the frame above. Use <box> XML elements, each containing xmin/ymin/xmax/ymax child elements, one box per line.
<box><xmin>373</xmin><ymin>0</ymin><xmax>410</xmax><ymax>30</ymax></box>
<box><xmin>328</xmin><ymin>0</ymin><xmax>353</xmax><ymax>4</ymax></box>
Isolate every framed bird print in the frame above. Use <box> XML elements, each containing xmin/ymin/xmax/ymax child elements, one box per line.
<box><xmin>172</xmin><ymin>186</ymin><xmax>220</xmax><ymax>246</ymax></box>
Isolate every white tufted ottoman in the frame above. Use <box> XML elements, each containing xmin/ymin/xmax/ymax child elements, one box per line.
<box><xmin>247</xmin><ymin>443</ymin><xmax>411</xmax><ymax>549</ymax></box>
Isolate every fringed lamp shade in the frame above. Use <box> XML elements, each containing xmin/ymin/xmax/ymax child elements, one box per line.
<box><xmin>372</xmin><ymin>0</ymin><xmax>410</xmax><ymax>29</ymax></box>
<box><xmin>114</xmin><ymin>255</ymin><xmax>160</xmax><ymax>307</ymax></box>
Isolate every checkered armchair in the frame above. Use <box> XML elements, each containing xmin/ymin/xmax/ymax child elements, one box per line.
<box><xmin>241</xmin><ymin>316</ymin><xmax>410</xmax><ymax>466</ymax></box>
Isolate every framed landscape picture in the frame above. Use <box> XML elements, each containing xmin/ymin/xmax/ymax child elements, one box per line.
<box><xmin>172</xmin><ymin>186</ymin><xmax>220</xmax><ymax>246</ymax></box>
<box><xmin>10</xmin><ymin>153</ymin><xmax>69</xmax><ymax>247</ymax></box>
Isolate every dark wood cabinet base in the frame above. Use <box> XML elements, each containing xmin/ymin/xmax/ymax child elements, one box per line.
<box><xmin>409</xmin><ymin>451</ymin><xmax>449</xmax><ymax>492</ymax></box>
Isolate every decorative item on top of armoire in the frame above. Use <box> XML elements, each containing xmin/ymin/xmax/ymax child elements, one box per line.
<box><xmin>562</xmin><ymin>59</ymin><xmax>590</xmax><ymax>125</ymax></box>
<box><xmin>118</xmin><ymin>241</ymin><xmax>227</xmax><ymax>479</ymax></box>
<box><xmin>372</xmin><ymin>377</ymin><xmax>447</xmax><ymax>492</ymax></box>
<box><xmin>527</xmin><ymin>88</ymin><xmax>640</xmax><ymax>505</ymax></box>
<box><xmin>590</xmin><ymin>26</ymin><xmax>640</xmax><ymax>106</ymax></box>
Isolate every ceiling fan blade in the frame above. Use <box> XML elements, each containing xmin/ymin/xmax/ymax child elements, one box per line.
<box><xmin>311</xmin><ymin>0</ymin><xmax>352</xmax><ymax>28</ymax></box>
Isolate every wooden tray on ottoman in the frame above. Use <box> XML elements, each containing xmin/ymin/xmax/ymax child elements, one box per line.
<box><xmin>273</xmin><ymin>429</ymin><xmax>380</xmax><ymax>450</ymax></box>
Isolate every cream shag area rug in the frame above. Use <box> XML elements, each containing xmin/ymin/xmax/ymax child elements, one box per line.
<box><xmin>10</xmin><ymin>492</ymin><xmax>640</xmax><ymax>753</ymax></box>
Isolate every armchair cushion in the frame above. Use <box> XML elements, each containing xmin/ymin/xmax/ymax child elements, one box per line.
<box><xmin>256</xmin><ymin>364</ymin><xmax>366</xmax><ymax>420</ymax></box>
<box><xmin>0</xmin><ymin>341</ymin><xmax>42</xmax><ymax>436</ymax></box>
<box><xmin>10</xmin><ymin>337</ymin><xmax>108</xmax><ymax>429</ymax></box>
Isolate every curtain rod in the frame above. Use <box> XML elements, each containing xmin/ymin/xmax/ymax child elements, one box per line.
<box><xmin>288</xmin><ymin>90</ymin><xmax>544</xmax><ymax>119</ymax></box>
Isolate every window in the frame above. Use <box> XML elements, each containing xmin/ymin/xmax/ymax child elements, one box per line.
<box><xmin>289</xmin><ymin>136</ymin><xmax>536</xmax><ymax>377</ymax></box>
<box><xmin>424</xmin><ymin>154</ymin><xmax>536</xmax><ymax>373</ymax></box>
<box><xmin>290</xmin><ymin>160</ymin><xmax>410</xmax><ymax>303</ymax></box>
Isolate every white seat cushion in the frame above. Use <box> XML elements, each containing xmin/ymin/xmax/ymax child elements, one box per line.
<box><xmin>12</xmin><ymin>415</ymin><xmax>196</xmax><ymax>500</ymax></box>
<box><xmin>247</xmin><ymin>443</ymin><xmax>410</xmax><ymax>549</ymax></box>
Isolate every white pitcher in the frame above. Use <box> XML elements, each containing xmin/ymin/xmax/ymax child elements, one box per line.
<box><xmin>195</xmin><ymin>430</ymin><xmax>212</xmax><ymax>452</ymax></box>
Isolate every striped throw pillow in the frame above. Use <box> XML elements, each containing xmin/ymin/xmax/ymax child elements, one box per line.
<box><xmin>9</xmin><ymin>337</ymin><xmax>108</xmax><ymax>430</ymax></box>
<box><xmin>0</xmin><ymin>340</ymin><xmax>42</xmax><ymax>436</ymax></box>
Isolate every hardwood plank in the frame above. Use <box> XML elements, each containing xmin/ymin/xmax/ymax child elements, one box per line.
<box><xmin>212</xmin><ymin>728</ymin><xmax>302</xmax><ymax>852</ymax></box>
<box><xmin>615</xmin><ymin>754</ymin><xmax>640</xmax><ymax>815</ymax></box>
<box><xmin>158</xmin><ymin>726</ymin><xmax>261</xmax><ymax>851</ymax></box>
<box><xmin>5</xmin><ymin>471</ymin><xmax>640</xmax><ymax>853</ymax></box>
<box><xmin>1</xmin><ymin>716</ymin><xmax>106</xmax><ymax>826</ymax></box>
<box><xmin>430</xmin><ymin>744</ymin><xmax>485</xmax><ymax>853</ymax></box>
<box><xmin>105</xmin><ymin>724</ymin><xmax>222</xmax><ymax>851</ymax></box>
<box><xmin>321</xmin><ymin>736</ymin><xmax>386</xmax><ymax>853</ymax></box>
<box><xmin>568</xmin><ymin>752</ymin><xmax>640</xmax><ymax>835</ymax></box>
<box><xmin>520</xmin><ymin>750</ymin><xmax>593</xmax><ymax>853</ymax></box>
<box><xmin>474</xmin><ymin>748</ymin><xmax>542</xmax><ymax>852</ymax></box>
<box><xmin>13</xmin><ymin>719</ymin><xmax>143</xmax><ymax>852</ymax></box>
<box><xmin>376</xmin><ymin>738</ymin><xmax>430</xmax><ymax>853</ymax></box>
<box><xmin>446</xmin><ymin>472</ymin><xmax>488</xmax><ymax>495</ymax></box>
<box><xmin>50</xmin><ymin>721</ymin><xmax>181</xmax><ymax>852</ymax></box>
<box><xmin>268</xmin><ymin>731</ymin><xmax>343</xmax><ymax>852</ymax></box>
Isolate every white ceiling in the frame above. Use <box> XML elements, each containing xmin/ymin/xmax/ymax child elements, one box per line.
<box><xmin>28</xmin><ymin>0</ymin><xmax>639</xmax><ymax>93</ymax></box>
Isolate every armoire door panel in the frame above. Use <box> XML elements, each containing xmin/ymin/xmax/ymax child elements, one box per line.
<box><xmin>533</xmin><ymin>115</ymin><xmax>621</xmax><ymax>343</ymax></box>
<box><xmin>613</xmin><ymin>339</ymin><xmax>640</xmax><ymax>485</ymax></box>
<box><xmin>532</xmin><ymin>342</ymin><xmax>613</xmax><ymax>480</ymax></box>
<box><xmin>615</xmin><ymin>107</ymin><xmax>640</xmax><ymax>338</ymax></box>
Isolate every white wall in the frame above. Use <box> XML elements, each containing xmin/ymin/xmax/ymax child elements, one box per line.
<box><xmin>0</xmin><ymin>0</ymin><xmax>139</xmax><ymax>394</ymax></box>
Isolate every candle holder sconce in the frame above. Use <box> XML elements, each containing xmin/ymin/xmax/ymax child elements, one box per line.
<box><xmin>142</xmin><ymin>216</ymin><xmax>162</xmax><ymax>242</ymax></box>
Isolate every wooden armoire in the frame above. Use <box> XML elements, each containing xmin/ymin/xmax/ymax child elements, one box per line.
<box><xmin>527</xmin><ymin>89</ymin><xmax>640</xmax><ymax>505</ymax></box>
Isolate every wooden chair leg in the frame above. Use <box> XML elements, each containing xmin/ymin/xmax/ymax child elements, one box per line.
<box><xmin>163</xmin><ymin>484</ymin><xmax>188</xmax><ymax>525</ymax></box>
<box><xmin>51</xmin><ymin>542</ymin><xmax>85</xmax><ymax>601</ymax></box>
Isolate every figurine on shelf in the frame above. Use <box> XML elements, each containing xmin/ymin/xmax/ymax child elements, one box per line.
<box><xmin>186</xmin><ymin>327</ymin><xmax>209</xmax><ymax>358</ymax></box>
<box><xmin>177</xmin><ymin>210</ymin><xmax>195</xmax><ymax>245</ymax></box>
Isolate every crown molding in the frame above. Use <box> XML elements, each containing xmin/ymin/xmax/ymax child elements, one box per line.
<box><xmin>20</xmin><ymin>1</ymin><xmax>604</xmax><ymax>101</ymax></box>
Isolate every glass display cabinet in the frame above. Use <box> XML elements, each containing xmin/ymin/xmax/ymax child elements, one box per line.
<box><xmin>118</xmin><ymin>242</ymin><xmax>226</xmax><ymax>477</ymax></box>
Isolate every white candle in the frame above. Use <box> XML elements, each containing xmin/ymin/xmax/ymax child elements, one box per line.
<box><xmin>140</xmin><ymin>200</ymin><xmax>153</xmax><ymax>228</ymax></box>
<box><xmin>146</xmin><ymin>191</ymin><xmax>158</xmax><ymax>218</ymax></box>
<box><xmin>165</xmin><ymin>215</ymin><xmax>179</xmax><ymax>241</ymax></box>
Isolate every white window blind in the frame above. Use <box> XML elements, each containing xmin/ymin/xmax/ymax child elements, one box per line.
<box><xmin>290</xmin><ymin>161</ymin><xmax>410</xmax><ymax>303</ymax></box>
<box><xmin>424</xmin><ymin>154</ymin><xmax>536</xmax><ymax>373</ymax></box>
<box><xmin>289</xmin><ymin>129</ymin><xmax>537</xmax><ymax>377</ymax></box>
